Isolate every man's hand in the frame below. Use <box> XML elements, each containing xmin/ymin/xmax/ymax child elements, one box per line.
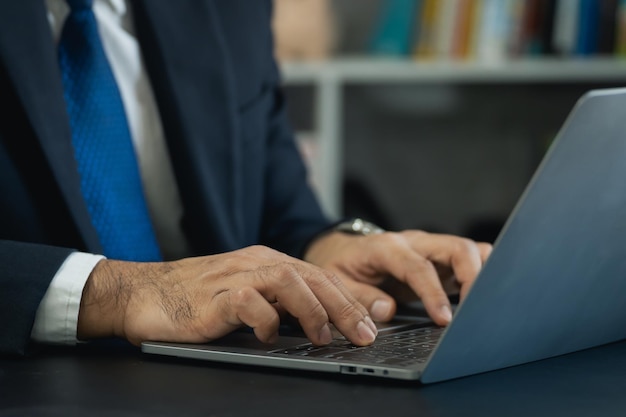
<box><xmin>304</xmin><ymin>230</ymin><xmax>492</xmax><ymax>326</ymax></box>
<box><xmin>77</xmin><ymin>246</ymin><xmax>378</xmax><ymax>347</ymax></box>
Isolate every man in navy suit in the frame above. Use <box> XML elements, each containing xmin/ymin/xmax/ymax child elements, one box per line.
<box><xmin>0</xmin><ymin>0</ymin><xmax>490</xmax><ymax>355</ymax></box>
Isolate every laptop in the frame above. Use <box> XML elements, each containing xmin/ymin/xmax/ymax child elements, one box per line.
<box><xmin>142</xmin><ymin>88</ymin><xmax>626</xmax><ymax>383</ymax></box>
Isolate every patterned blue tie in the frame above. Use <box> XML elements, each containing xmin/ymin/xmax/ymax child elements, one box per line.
<box><xmin>58</xmin><ymin>0</ymin><xmax>161</xmax><ymax>261</ymax></box>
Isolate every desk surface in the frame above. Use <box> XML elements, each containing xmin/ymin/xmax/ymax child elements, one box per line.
<box><xmin>2</xmin><ymin>339</ymin><xmax>626</xmax><ymax>417</ymax></box>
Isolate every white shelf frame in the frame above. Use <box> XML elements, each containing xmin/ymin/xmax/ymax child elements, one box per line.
<box><xmin>281</xmin><ymin>58</ymin><xmax>626</xmax><ymax>218</ymax></box>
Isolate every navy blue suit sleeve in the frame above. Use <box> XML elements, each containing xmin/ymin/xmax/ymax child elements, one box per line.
<box><xmin>255</xmin><ymin>5</ymin><xmax>332</xmax><ymax>257</ymax></box>
<box><xmin>0</xmin><ymin>240</ymin><xmax>74</xmax><ymax>355</ymax></box>
<box><xmin>259</xmin><ymin>64</ymin><xmax>333</xmax><ymax>258</ymax></box>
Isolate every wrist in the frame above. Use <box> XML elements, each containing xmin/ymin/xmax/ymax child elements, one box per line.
<box><xmin>305</xmin><ymin>218</ymin><xmax>385</xmax><ymax>266</ymax></box>
<box><xmin>305</xmin><ymin>230</ymin><xmax>353</xmax><ymax>265</ymax></box>
<box><xmin>77</xmin><ymin>259</ymin><xmax>132</xmax><ymax>341</ymax></box>
<box><xmin>305</xmin><ymin>218</ymin><xmax>384</xmax><ymax>264</ymax></box>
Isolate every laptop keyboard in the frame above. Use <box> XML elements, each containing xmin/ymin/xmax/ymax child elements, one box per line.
<box><xmin>269</xmin><ymin>325</ymin><xmax>444</xmax><ymax>367</ymax></box>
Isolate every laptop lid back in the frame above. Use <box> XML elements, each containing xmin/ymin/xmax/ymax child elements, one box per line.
<box><xmin>421</xmin><ymin>88</ymin><xmax>626</xmax><ymax>383</ymax></box>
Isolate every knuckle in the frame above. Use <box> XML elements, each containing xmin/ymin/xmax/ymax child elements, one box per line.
<box><xmin>274</xmin><ymin>262</ymin><xmax>303</xmax><ymax>285</ymax></box>
<box><xmin>247</xmin><ymin>245</ymin><xmax>277</xmax><ymax>257</ymax></box>
<box><xmin>254</xmin><ymin>262</ymin><xmax>304</xmax><ymax>296</ymax></box>
<box><xmin>412</xmin><ymin>257</ymin><xmax>436</xmax><ymax>273</ymax></box>
<box><xmin>231</xmin><ymin>286</ymin><xmax>257</xmax><ymax>307</ymax></box>
<box><xmin>379</xmin><ymin>231</ymin><xmax>404</xmax><ymax>245</ymax></box>
<box><xmin>305</xmin><ymin>301</ymin><xmax>329</xmax><ymax>323</ymax></box>
<box><xmin>400</xmin><ymin>230</ymin><xmax>427</xmax><ymax>241</ymax></box>
<box><xmin>305</xmin><ymin>269</ymin><xmax>343</xmax><ymax>295</ymax></box>
<box><xmin>454</xmin><ymin>237</ymin><xmax>477</xmax><ymax>254</ymax></box>
<box><xmin>335</xmin><ymin>300</ymin><xmax>359</xmax><ymax>321</ymax></box>
<box><xmin>319</xmin><ymin>269</ymin><xmax>342</xmax><ymax>287</ymax></box>
<box><xmin>479</xmin><ymin>242</ymin><xmax>494</xmax><ymax>257</ymax></box>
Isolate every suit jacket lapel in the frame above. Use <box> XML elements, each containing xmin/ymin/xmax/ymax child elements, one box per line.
<box><xmin>0</xmin><ymin>1</ymin><xmax>102</xmax><ymax>252</ymax></box>
<box><xmin>132</xmin><ymin>0</ymin><xmax>243</xmax><ymax>252</ymax></box>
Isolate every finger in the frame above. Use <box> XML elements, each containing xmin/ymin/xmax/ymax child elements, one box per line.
<box><xmin>399</xmin><ymin>256</ymin><xmax>452</xmax><ymax>326</ymax></box>
<box><xmin>368</xmin><ymin>239</ymin><xmax>452</xmax><ymax>326</ymax></box>
<box><xmin>253</xmin><ymin>263</ymin><xmax>331</xmax><ymax>345</ymax></box>
<box><xmin>455</xmin><ymin>242</ymin><xmax>493</xmax><ymax>300</ymax></box>
<box><xmin>302</xmin><ymin>268</ymin><xmax>379</xmax><ymax>346</ymax></box>
<box><xmin>230</xmin><ymin>286</ymin><xmax>281</xmax><ymax>344</ymax></box>
<box><xmin>477</xmin><ymin>242</ymin><xmax>493</xmax><ymax>263</ymax></box>
<box><xmin>232</xmin><ymin>247</ymin><xmax>378</xmax><ymax>345</ymax></box>
<box><xmin>339</xmin><ymin>275</ymin><xmax>397</xmax><ymax>322</ymax></box>
<box><xmin>255</xmin><ymin>263</ymin><xmax>376</xmax><ymax>346</ymax></box>
<box><xmin>403</xmin><ymin>232</ymin><xmax>484</xmax><ymax>298</ymax></box>
<box><xmin>408</xmin><ymin>232</ymin><xmax>483</xmax><ymax>282</ymax></box>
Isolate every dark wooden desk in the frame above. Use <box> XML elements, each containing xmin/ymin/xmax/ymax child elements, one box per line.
<box><xmin>2</xmin><ymin>339</ymin><xmax>626</xmax><ymax>417</ymax></box>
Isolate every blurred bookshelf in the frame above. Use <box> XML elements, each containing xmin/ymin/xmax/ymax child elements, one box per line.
<box><xmin>275</xmin><ymin>0</ymin><xmax>626</xmax><ymax>237</ymax></box>
<box><xmin>365</xmin><ymin>0</ymin><xmax>626</xmax><ymax>63</ymax></box>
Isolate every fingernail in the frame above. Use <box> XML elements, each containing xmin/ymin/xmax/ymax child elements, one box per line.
<box><xmin>357</xmin><ymin>320</ymin><xmax>376</xmax><ymax>344</ymax></box>
<box><xmin>318</xmin><ymin>324</ymin><xmax>333</xmax><ymax>345</ymax></box>
<box><xmin>364</xmin><ymin>315</ymin><xmax>378</xmax><ymax>336</ymax></box>
<box><xmin>441</xmin><ymin>305</ymin><xmax>453</xmax><ymax>324</ymax></box>
<box><xmin>371</xmin><ymin>299</ymin><xmax>392</xmax><ymax>321</ymax></box>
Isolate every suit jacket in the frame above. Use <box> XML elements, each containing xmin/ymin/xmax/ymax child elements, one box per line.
<box><xmin>0</xmin><ymin>0</ymin><xmax>331</xmax><ymax>355</ymax></box>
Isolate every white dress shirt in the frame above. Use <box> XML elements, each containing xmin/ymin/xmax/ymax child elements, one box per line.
<box><xmin>32</xmin><ymin>0</ymin><xmax>191</xmax><ymax>344</ymax></box>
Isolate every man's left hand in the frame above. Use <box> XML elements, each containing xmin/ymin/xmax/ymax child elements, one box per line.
<box><xmin>304</xmin><ymin>230</ymin><xmax>492</xmax><ymax>326</ymax></box>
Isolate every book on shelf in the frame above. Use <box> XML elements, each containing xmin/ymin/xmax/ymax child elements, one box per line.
<box><xmin>366</xmin><ymin>0</ymin><xmax>626</xmax><ymax>61</ymax></box>
<box><xmin>553</xmin><ymin>0</ymin><xmax>581</xmax><ymax>54</ymax></box>
<box><xmin>414</xmin><ymin>0</ymin><xmax>439</xmax><ymax>59</ymax></box>
<box><xmin>538</xmin><ymin>0</ymin><xmax>558</xmax><ymax>55</ymax></box>
<box><xmin>369</xmin><ymin>0</ymin><xmax>421</xmax><ymax>56</ymax></box>
<box><xmin>432</xmin><ymin>0</ymin><xmax>461</xmax><ymax>59</ymax></box>
<box><xmin>575</xmin><ymin>0</ymin><xmax>601</xmax><ymax>55</ymax></box>
<box><xmin>451</xmin><ymin>0</ymin><xmax>481</xmax><ymax>60</ymax></box>
<box><xmin>474</xmin><ymin>0</ymin><xmax>515</xmax><ymax>62</ymax></box>
<box><xmin>597</xmin><ymin>0</ymin><xmax>619</xmax><ymax>54</ymax></box>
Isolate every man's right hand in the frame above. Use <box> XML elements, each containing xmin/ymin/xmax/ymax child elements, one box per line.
<box><xmin>76</xmin><ymin>246</ymin><xmax>378</xmax><ymax>347</ymax></box>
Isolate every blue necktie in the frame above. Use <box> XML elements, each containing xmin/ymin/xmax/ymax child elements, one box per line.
<box><xmin>58</xmin><ymin>0</ymin><xmax>161</xmax><ymax>261</ymax></box>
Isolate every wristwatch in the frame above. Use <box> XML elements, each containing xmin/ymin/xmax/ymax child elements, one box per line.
<box><xmin>333</xmin><ymin>218</ymin><xmax>385</xmax><ymax>236</ymax></box>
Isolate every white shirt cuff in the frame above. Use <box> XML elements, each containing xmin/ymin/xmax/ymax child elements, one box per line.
<box><xmin>31</xmin><ymin>252</ymin><xmax>105</xmax><ymax>345</ymax></box>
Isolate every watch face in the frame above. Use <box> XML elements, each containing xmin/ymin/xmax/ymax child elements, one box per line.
<box><xmin>337</xmin><ymin>219</ymin><xmax>384</xmax><ymax>235</ymax></box>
